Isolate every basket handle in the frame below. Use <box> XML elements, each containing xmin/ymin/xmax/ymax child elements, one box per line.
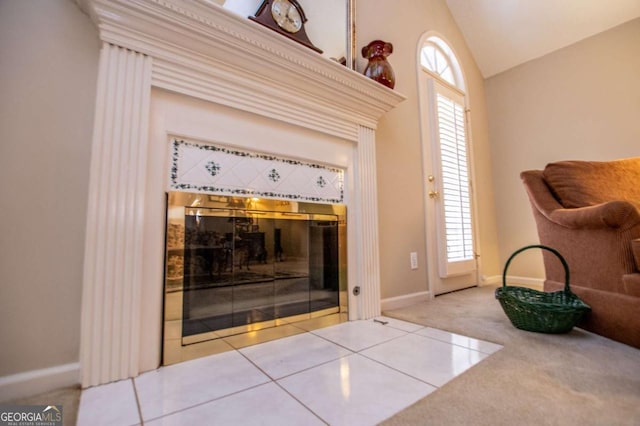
<box><xmin>502</xmin><ymin>245</ymin><xmax>571</xmax><ymax>293</ymax></box>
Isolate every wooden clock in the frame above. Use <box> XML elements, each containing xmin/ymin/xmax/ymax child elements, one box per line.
<box><xmin>249</xmin><ymin>0</ymin><xmax>323</xmax><ymax>54</ymax></box>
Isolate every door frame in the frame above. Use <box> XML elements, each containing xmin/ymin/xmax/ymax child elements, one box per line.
<box><xmin>416</xmin><ymin>31</ymin><xmax>482</xmax><ymax>296</ymax></box>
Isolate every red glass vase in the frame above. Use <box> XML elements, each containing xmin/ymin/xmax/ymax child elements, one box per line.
<box><xmin>362</xmin><ymin>40</ymin><xmax>395</xmax><ymax>89</ymax></box>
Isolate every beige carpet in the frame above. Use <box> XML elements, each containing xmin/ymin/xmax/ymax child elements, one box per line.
<box><xmin>8</xmin><ymin>385</ymin><xmax>80</xmax><ymax>426</ymax></box>
<box><xmin>381</xmin><ymin>285</ymin><xmax>640</xmax><ymax>426</ymax></box>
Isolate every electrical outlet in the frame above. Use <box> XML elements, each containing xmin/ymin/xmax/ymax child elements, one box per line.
<box><xmin>410</xmin><ymin>252</ymin><xmax>418</xmax><ymax>270</ymax></box>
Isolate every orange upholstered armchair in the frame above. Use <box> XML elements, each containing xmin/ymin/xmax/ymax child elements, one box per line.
<box><xmin>521</xmin><ymin>157</ymin><xmax>640</xmax><ymax>348</ymax></box>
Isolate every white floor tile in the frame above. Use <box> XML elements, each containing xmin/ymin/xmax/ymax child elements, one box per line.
<box><xmin>416</xmin><ymin>327</ymin><xmax>503</xmax><ymax>354</ymax></box>
<box><xmin>239</xmin><ymin>332</ymin><xmax>353</xmax><ymax>379</ymax></box>
<box><xmin>145</xmin><ymin>382</ymin><xmax>324</xmax><ymax>426</ymax></box>
<box><xmin>361</xmin><ymin>333</ymin><xmax>488</xmax><ymax>387</ymax></box>
<box><xmin>134</xmin><ymin>350</ymin><xmax>270</xmax><ymax>421</ymax></box>
<box><xmin>278</xmin><ymin>353</ymin><xmax>436</xmax><ymax>426</ymax></box>
<box><xmin>311</xmin><ymin>320</ymin><xmax>407</xmax><ymax>352</ymax></box>
<box><xmin>77</xmin><ymin>379</ymin><xmax>140</xmax><ymax>426</ymax></box>
<box><xmin>373</xmin><ymin>316</ymin><xmax>425</xmax><ymax>333</ymax></box>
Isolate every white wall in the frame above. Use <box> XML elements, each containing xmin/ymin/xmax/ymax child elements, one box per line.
<box><xmin>485</xmin><ymin>18</ymin><xmax>640</xmax><ymax>278</ymax></box>
<box><xmin>0</xmin><ymin>0</ymin><xmax>99</xmax><ymax>384</ymax></box>
<box><xmin>357</xmin><ymin>0</ymin><xmax>501</xmax><ymax>299</ymax></box>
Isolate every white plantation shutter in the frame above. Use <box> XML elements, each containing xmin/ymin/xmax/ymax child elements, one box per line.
<box><xmin>431</xmin><ymin>81</ymin><xmax>475</xmax><ymax>277</ymax></box>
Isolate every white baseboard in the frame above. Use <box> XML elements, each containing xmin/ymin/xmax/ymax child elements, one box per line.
<box><xmin>0</xmin><ymin>363</ymin><xmax>80</xmax><ymax>402</ymax></box>
<box><xmin>381</xmin><ymin>291</ymin><xmax>431</xmax><ymax>312</ymax></box>
<box><xmin>480</xmin><ymin>275</ymin><xmax>502</xmax><ymax>286</ymax></box>
<box><xmin>483</xmin><ymin>275</ymin><xmax>544</xmax><ymax>290</ymax></box>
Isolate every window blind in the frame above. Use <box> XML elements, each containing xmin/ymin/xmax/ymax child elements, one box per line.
<box><xmin>436</xmin><ymin>92</ymin><xmax>474</xmax><ymax>264</ymax></box>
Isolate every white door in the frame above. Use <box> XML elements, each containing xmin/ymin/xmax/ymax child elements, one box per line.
<box><xmin>420</xmin><ymin>78</ymin><xmax>478</xmax><ymax>295</ymax></box>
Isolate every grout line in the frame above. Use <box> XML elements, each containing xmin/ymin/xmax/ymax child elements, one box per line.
<box><xmin>272</xmin><ymin>378</ymin><xmax>329</xmax><ymax>425</ymax></box>
<box><xmin>411</xmin><ymin>328</ymin><xmax>504</xmax><ymax>355</ymax></box>
<box><xmin>308</xmin><ymin>331</ymin><xmax>367</xmax><ymax>352</ymax></box>
<box><xmin>269</xmin><ymin>351</ymin><xmax>358</xmax><ymax>382</ymax></box>
<box><xmin>140</xmin><ymin>381</ymin><xmax>273</xmax><ymax>424</ymax></box>
<box><xmin>235</xmin><ymin>346</ymin><xmax>278</xmax><ymax>381</ymax></box>
<box><xmin>388</xmin><ymin>314</ymin><xmax>505</xmax><ymax>348</ymax></box>
<box><xmin>236</xmin><ymin>331</ymin><xmax>356</xmax><ymax>381</ymax></box>
<box><xmin>356</xmin><ymin>350</ymin><xmax>442</xmax><ymax>389</ymax></box>
<box><xmin>131</xmin><ymin>378</ymin><xmax>144</xmax><ymax>425</ymax></box>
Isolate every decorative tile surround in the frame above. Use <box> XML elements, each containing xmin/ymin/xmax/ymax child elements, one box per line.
<box><xmin>170</xmin><ymin>139</ymin><xmax>344</xmax><ymax>204</ymax></box>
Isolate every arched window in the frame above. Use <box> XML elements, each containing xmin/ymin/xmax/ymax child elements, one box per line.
<box><xmin>418</xmin><ymin>34</ymin><xmax>476</xmax><ymax>294</ymax></box>
<box><xmin>420</xmin><ymin>36</ymin><xmax>464</xmax><ymax>90</ymax></box>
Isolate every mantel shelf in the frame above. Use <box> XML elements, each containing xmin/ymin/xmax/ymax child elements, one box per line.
<box><xmin>78</xmin><ymin>0</ymin><xmax>405</xmax><ymax>137</ymax></box>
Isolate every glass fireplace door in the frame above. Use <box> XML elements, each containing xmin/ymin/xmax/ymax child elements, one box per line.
<box><xmin>181</xmin><ymin>212</ymin><xmax>279</xmax><ymax>340</ymax></box>
<box><xmin>164</xmin><ymin>192</ymin><xmax>344</xmax><ymax>360</ymax></box>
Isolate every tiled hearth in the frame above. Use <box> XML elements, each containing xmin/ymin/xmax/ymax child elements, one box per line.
<box><xmin>77</xmin><ymin>318</ymin><xmax>502</xmax><ymax>426</ymax></box>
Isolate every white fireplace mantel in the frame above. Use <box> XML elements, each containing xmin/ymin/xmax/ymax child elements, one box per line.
<box><xmin>78</xmin><ymin>0</ymin><xmax>405</xmax><ymax>387</ymax></box>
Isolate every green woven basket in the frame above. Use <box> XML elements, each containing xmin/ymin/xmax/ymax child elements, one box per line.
<box><xmin>495</xmin><ymin>245</ymin><xmax>591</xmax><ymax>334</ymax></box>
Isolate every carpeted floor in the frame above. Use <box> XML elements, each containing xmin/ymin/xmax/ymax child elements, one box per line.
<box><xmin>381</xmin><ymin>285</ymin><xmax>640</xmax><ymax>426</ymax></box>
<box><xmin>8</xmin><ymin>385</ymin><xmax>81</xmax><ymax>426</ymax></box>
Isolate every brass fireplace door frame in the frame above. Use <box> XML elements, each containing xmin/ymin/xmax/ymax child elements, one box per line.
<box><xmin>163</xmin><ymin>191</ymin><xmax>347</xmax><ymax>365</ymax></box>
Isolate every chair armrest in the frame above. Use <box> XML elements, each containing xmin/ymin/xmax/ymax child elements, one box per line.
<box><xmin>623</xmin><ymin>272</ymin><xmax>640</xmax><ymax>297</ymax></box>
<box><xmin>521</xmin><ymin>170</ymin><xmax>563</xmax><ymax>216</ymax></box>
<box><xmin>548</xmin><ymin>201</ymin><xmax>640</xmax><ymax>230</ymax></box>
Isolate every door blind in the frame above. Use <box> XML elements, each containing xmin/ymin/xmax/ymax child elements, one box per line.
<box><xmin>435</xmin><ymin>92</ymin><xmax>474</xmax><ymax>266</ymax></box>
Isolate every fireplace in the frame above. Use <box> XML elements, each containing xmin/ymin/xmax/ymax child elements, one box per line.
<box><xmin>160</xmin><ymin>137</ymin><xmax>349</xmax><ymax>363</ymax></box>
<box><xmin>78</xmin><ymin>0</ymin><xmax>404</xmax><ymax>387</ymax></box>
<box><xmin>163</xmin><ymin>192</ymin><xmax>347</xmax><ymax>364</ymax></box>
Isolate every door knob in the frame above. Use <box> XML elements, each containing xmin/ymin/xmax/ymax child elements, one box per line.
<box><xmin>429</xmin><ymin>190</ymin><xmax>439</xmax><ymax>199</ymax></box>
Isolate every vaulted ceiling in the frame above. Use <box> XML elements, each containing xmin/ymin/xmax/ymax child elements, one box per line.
<box><xmin>445</xmin><ymin>0</ymin><xmax>640</xmax><ymax>78</ymax></box>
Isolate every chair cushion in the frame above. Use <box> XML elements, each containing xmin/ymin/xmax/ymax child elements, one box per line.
<box><xmin>542</xmin><ymin>157</ymin><xmax>640</xmax><ymax>209</ymax></box>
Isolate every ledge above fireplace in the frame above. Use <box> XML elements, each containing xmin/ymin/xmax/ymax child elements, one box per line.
<box><xmin>77</xmin><ymin>0</ymin><xmax>404</xmax><ymax>140</ymax></box>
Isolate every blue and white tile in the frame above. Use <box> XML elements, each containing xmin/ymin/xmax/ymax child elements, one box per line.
<box><xmin>278</xmin><ymin>353</ymin><xmax>436</xmax><ymax>426</ymax></box>
<box><xmin>134</xmin><ymin>350</ymin><xmax>270</xmax><ymax>422</ymax></box>
<box><xmin>239</xmin><ymin>332</ymin><xmax>353</xmax><ymax>379</ymax></box>
<box><xmin>145</xmin><ymin>382</ymin><xmax>324</xmax><ymax>426</ymax></box>
<box><xmin>311</xmin><ymin>320</ymin><xmax>407</xmax><ymax>352</ymax></box>
<box><xmin>415</xmin><ymin>327</ymin><xmax>503</xmax><ymax>354</ymax></box>
<box><xmin>77</xmin><ymin>379</ymin><xmax>140</xmax><ymax>426</ymax></box>
<box><xmin>361</xmin><ymin>333</ymin><xmax>488</xmax><ymax>387</ymax></box>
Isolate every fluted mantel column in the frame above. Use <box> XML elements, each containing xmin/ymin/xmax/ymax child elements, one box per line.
<box><xmin>80</xmin><ymin>43</ymin><xmax>152</xmax><ymax>387</ymax></box>
<box><xmin>352</xmin><ymin>125</ymin><xmax>382</xmax><ymax>319</ymax></box>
